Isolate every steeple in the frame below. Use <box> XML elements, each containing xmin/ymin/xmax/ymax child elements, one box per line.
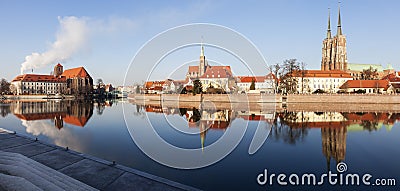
<box><xmin>327</xmin><ymin>8</ymin><xmax>332</xmax><ymax>39</ymax></box>
<box><xmin>337</xmin><ymin>3</ymin><xmax>342</xmax><ymax>36</ymax></box>
<box><xmin>199</xmin><ymin>37</ymin><xmax>207</xmax><ymax>77</ymax></box>
<box><xmin>201</xmin><ymin>43</ymin><xmax>205</xmax><ymax>57</ymax></box>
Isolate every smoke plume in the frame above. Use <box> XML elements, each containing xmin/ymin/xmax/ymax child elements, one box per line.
<box><xmin>20</xmin><ymin>16</ymin><xmax>89</xmax><ymax>74</ymax></box>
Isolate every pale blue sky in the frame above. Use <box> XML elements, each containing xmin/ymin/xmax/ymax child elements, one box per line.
<box><xmin>0</xmin><ymin>0</ymin><xmax>399</xmax><ymax>85</ymax></box>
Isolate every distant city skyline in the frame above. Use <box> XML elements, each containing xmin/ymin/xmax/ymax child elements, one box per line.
<box><xmin>0</xmin><ymin>0</ymin><xmax>399</xmax><ymax>85</ymax></box>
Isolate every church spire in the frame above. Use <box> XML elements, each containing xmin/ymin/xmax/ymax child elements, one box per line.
<box><xmin>327</xmin><ymin>8</ymin><xmax>332</xmax><ymax>39</ymax></box>
<box><xmin>201</xmin><ymin>43</ymin><xmax>205</xmax><ymax>57</ymax></box>
<box><xmin>337</xmin><ymin>3</ymin><xmax>342</xmax><ymax>36</ymax></box>
<box><xmin>200</xmin><ymin>36</ymin><xmax>205</xmax><ymax>57</ymax></box>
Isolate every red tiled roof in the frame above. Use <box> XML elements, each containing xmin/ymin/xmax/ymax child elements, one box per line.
<box><xmin>14</xmin><ymin>113</ymin><xmax>66</xmax><ymax>120</ymax></box>
<box><xmin>343</xmin><ymin>113</ymin><xmax>389</xmax><ymax>122</ymax></box>
<box><xmin>382</xmin><ymin>72</ymin><xmax>400</xmax><ymax>82</ymax></box>
<box><xmin>237</xmin><ymin>115</ymin><xmax>266</xmax><ymax>121</ymax></box>
<box><xmin>188</xmin><ymin>66</ymin><xmax>199</xmax><ymax>73</ymax></box>
<box><xmin>63</xmin><ymin>115</ymin><xmax>89</xmax><ymax>127</ymax></box>
<box><xmin>56</xmin><ymin>63</ymin><xmax>63</xmax><ymax>67</ymax></box>
<box><xmin>200</xmin><ymin>66</ymin><xmax>233</xmax><ymax>78</ymax></box>
<box><xmin>291</xmin><ymin>70</ymin><xmax>352</xmax><ymax>78</ymax></box>
<box><xmin>62</xmin><ymin>67</ymin><xmax>91</xmax><ymax>79</ymax></box>
<box><xmin>145</xmin><ymin>81</ymin><xmax>165</xmax><ymax>89</ymax></box>
<box><xmin>340</xmin><ymin>80</ymin><xmax>390</xmax><ymax>89</ymax></box>
<box><xmin>12</xmin><ymin>74</ymin><xmax>66</xmax><ymax>82</ymax></box>
<box><xmin>237</xmin><ymin>76</ymin><xmax>266</xmax><ymax>83</ymax></box>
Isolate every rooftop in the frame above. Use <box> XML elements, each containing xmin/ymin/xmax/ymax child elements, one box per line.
<box><xmin>12</xmin><ymin>74</ymin><xmax>66</xmax><ymax>83</ymax></box>
<box><xmin>62</xmin><ymin>67</ymin><xmax>92</xmax><ymax>79</ymax></box>
<box><xmin>347</xmin><ymin>63</ymin><xmax>384</xmax><ymax>72</ymax></box>
<box><xmin>291</xmin><ymin>70</ymin><xmax>353</xmax><ymax>78</ymax></box>
<box><xmin>340</xmin><ymin>80</ymin><xmax>390</xmax><ymax>89</ymax></box>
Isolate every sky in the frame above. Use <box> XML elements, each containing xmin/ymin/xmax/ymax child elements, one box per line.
<box><xmin>0</xmin><ymin>0</ymin><xmax>399</xmax><ymax>85</ymax></box>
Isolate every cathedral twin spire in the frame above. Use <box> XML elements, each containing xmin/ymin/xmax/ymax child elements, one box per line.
<box><xmin>321</xmin><ymin>3</ymin><xmax>347</xmax><ymax>71</ymax></box>
<box><xmin>326</xmin><ymin>4</ymin><xmax>343</xmax><ymax>39</ymax></box>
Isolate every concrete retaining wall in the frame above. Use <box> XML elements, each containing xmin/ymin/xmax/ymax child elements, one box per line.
<box><xmin>133</xmin><ymin>94</ymin><xmax>400</xmax><ymax>104</ymax></box>
<box><xmin>134</xmin><ymin>94</ymin><xmax>281</xmax><ymax>103</ymax></box>
<box><xmin>4</xmin><ymin>95</ymin><xmax>76</xmax><ymax>100</ymax></box>
<box><xmin>286</xmin><ymin>94</ymin><xmax>400</xmax><ymax>104</ymax></box>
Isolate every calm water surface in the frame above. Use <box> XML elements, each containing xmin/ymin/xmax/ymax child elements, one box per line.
<box><xmin>0</xmin><ymin>100</ymin><xmax>399</xmax><ymax>190</ymax></box>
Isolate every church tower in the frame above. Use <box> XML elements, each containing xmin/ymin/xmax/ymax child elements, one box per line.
<box><xmin>321</xmin><ymin>5</ymin><xmax>348</xmax><ymax>71</ymax></box>
<box><xmin>199</xmin><ymin>43</ymin><xmax>208</xmax><ymax>77</ymax></box>
<box><xmin>54</xmin><ymin>63</ymin><xmax>63</xmax><ymax>77</ymax></box>
<box><xmin>321</xmin><ymin>9</ymin><xmax>333</xmax><ymax>71</ymax></box>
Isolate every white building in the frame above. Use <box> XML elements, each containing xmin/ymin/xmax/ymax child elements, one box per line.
<box><xmin>11</xmin><ymin>74</ymin><xmax>66</xmax><ymax>95</ymax></box>
<box><xmin>339</xmin><ymin>80</ymin><xmax>394</xmax><ymax>94</ymax></box>
<box><xmin>199</xmin><ymin>66</ymin><xmax>234</xmax><ymax>92</ymax></box>
<box><xmin>236</xmin><ymin>73</ymin><xmax>276</xmax><ymax>93</ymax></box>
<box><xmin>292</xmin><ymin>70</ymin><xmax>353</xmax><ymax>93</ymax></box>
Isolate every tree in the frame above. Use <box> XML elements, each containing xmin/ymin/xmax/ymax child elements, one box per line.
<box><xmin>300</xmin><ymin>62</ymin><xmax>307</xmax><ymax>94</ymax></box>
<box><xmin>193</xmin><ymin>79</ymin><xmax>203</xmax><ymax>95</ymax></box>
<box><xmin>361</xmin><ymin>66</ymin><xmax>379</xmax><ymax>80</ymax></box>
<box><xmin>96</xmin><ymin>79</ymin><xmax>104</xmax><ymax>86</ymax></box>
<box><xmin>270</xmin><ymin>63</ymin><xmax>281</xmax><ymax>93</ymax></box>
<box><xmin>0</xmin><ymin>79</ymin><xmax>11</xmax><ymax>94</ymax></box>
<box><xmin>278</xmin><ymin>59</ymin><xmax>301</xmax><ymax>94</ymax></box>
<box><xmin>249</xmin><ymin>78</ymin><xmax>256</xmax><ymax>90</ymax></box>
<box><xmin>135</xmin><ymin>85</ymin><xmax>140</xmax><ymax>94</ymax></box>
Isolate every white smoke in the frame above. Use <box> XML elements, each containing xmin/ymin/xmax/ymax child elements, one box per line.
<box><xmin>20</xmin><ymin>16</ymin><xmax>89</xmax><ymax>74</ymax></box>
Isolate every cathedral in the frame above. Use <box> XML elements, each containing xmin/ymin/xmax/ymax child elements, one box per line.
<box><xmin>321</xmin><ymin>7</ymin><xmax>348</xmax><ymax>71</ymax></box>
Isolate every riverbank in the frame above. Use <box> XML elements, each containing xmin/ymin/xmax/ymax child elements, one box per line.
<box><xmin>0</xmin><ymin>128</ymin><xmax>199</xmax><ymax>191</ymax></box>
<box><xmin>131</xmin><ymin>93</ymin><xmax>400</xmax><ymax>104</ymax></box>
<box><xmin>133</xmin><ymin>99</ymin><xmax>400</xmax><ymax>113</ymax></box>
<box><xmin>3</xmin><ymin>95</ymin><xmax>76</xmax><ymax>100</ymax></box>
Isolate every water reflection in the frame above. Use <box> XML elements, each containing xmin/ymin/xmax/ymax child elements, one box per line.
<box><xmin>0</xmin><ymin>100</ymin><xmax>117</xmax><ymax>129</ymax></box>
<box><xmin>136</xmin><ymin>102</ymin><xmax>399</xmax><ymax>168</ymax></box>
<box><xmin>1</xmin><ymin>100</ymin><xmax>399</xmax><ymax>190</ymax></box>
<box><xmin>10</xmin><ymin>100</ymin><xmax>94</xmax><ymax>128</ymax></box>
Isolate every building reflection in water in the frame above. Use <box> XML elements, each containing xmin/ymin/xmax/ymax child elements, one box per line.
<box><xmin>135</xmin><ymin>104</ymin><xmax>275</xmax><ymax>149</ymax></box>
<box><xmin>280</xmin><ymin>110</ymin><xmax>399</xmax><ymax>171</ymax></box>
<box><xmin>7</xmin><ymin>100</ymin><xmax>99</xmax><ymax>129</ymax></box>
<box><xmin>137</xmin><ymin>103</ymin><xmax>399</xmax><ymax>169</ymax></box>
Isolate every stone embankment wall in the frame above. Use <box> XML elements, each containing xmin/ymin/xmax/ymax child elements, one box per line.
<box><xmin>286</xmin><ymin>94</ymin><xmax>400</xmax><ymax>104</ymax></box>
<box><xmin>4</xmin><ymin>95</ymin><xmax>76</xmax><ymax>100</ymax></box>
<box><xmin>134</xmin><ymin>94</ymin><xmax>281</xmax><ymax>103</ymax></box>
<box><xmin>133</xmin><ymin>93</ymin><xmax>400</xmax><ymax>104</ymax></box>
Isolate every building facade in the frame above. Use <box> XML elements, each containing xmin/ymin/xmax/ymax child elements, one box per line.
<box><xmin>11</xmin><ymin>63</ymin><xmax>92</xmax><ymax>96</ymax></box>
<box><xmin>11</xmin><ymin>74</ymin><xmax>67</xmax><ymax>95</ymax></box>
<box><xmin>236</xmin><ymin>73</ymin><xmax>276</xmax><ymax>93</ymax></box>
<box><xmin>321</xmin><ymin>8</ymin><xmax>347</xmax><ymax>71</ymax></box>
<box><xmin>62</xmin><ymin>67</ymin><xmax>93</xmax><ymax>97</ymax></box>
<box><xmin>346</xmin><ymin>63</ymin><xmax>394</xmax><ymax>80</ymax></box>
<box><xmin>382</xmin><ymin>71</ymin><xmax>400</xmax><ymax>93</ymax></box>
<box><xmin>292</xmin><ymin>70</ymin><xmax>353</xmax><ymax>93</ymax></box>
<box><xmin>339</xmin><ymin>80</ymin><xmax>394</xmax><ymax>94</ymax></box>
<box><xmin>186</xmin><ymin>44</ymin><xmax>235</xmax><ymax>92</ymax></box>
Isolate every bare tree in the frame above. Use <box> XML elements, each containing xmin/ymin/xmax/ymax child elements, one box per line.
<box><xmin>270</xmin><ymin>63</ymin><xmax>281</xmax><ymax>93</ymax></box>
<box><xmin>279</xmin><ymin>59</ymin><xmax>301</xmax><ymax>94</ymax></box>
<box><xmin>300</xmin><ymin>62</ymin><xmax>307</xmax><ymax>94</ymax></box>
<box><xmin>0</xmin><ymin>79</ymin><xmax>11</xmax><ymax>94</ymax></box>
<box><xmin>361</xmin><ymin>66</ymin><xmax>379</xmax><ymax>80</ymax></box>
